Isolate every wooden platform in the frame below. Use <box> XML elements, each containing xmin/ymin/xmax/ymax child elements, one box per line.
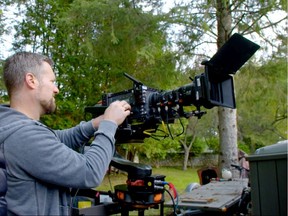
<box><xmin>165</xmin><ymin>179</ymin><xmax>248</xmax><ymax>212</ymax></box>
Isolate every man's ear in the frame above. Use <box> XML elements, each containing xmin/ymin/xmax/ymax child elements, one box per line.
<box><xmin>25</xmin><ymin>73</ymin><xmax>38</xmax><ymax>89</ymax></box>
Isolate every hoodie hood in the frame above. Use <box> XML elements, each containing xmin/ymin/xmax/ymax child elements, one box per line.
<box><xmin>0</xmin><ymin>105</ymin><xmax>33</xmax><ymax>144</ymax></box>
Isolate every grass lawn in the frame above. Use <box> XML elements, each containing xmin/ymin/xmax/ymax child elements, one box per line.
<box><xmin>95</xmin><ymin>166</ymin><xmax>200</xmax><ymax>215</ymax></box>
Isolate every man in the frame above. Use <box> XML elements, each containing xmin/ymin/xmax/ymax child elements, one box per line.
<box><xmin>0</xmin><ymin>52</ymin><xmax>131</xmax><ymax>215</ymax></box>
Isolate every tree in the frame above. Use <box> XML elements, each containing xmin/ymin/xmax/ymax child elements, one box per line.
<box><xmin>167</xmin><ymin>0</ymin><xmax>286</xmax><ymax>176</ymax></box>
<box><xmin>0</xmin><ymin>3</ymin><xmax>13</xmax><ymax>102</ymax></box>
<box><xmin>179</xmin><ymin>117</ymin><xmax>199</xmax><ymax>170</ymax></box>
<box><xmin>215</xmin><ymin>0</ymin><xmax>239</xmax><ymax>176</ymax></box>
<box><xmin>0</xmin><ymin>2</ymin><xmax>8</xmax><ymax>59</ymax></box>
<box><xmin>216</xmin><ymin>0</ymin><xmax>286</xmax><ymax>175</ymax></box>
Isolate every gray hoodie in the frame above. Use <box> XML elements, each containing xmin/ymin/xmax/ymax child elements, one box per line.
<box><xmin>0</xmin><ymin>105</ymin><xmax>117</xmax><ymax>215</ymax></box>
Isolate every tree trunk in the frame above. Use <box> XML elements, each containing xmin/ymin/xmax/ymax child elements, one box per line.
<box><xmin>183</xmin><ymin>145</ymin><xmax>190</xmax><ymax>171</ymax></box>
<box><xmin>216</xmin><ymin>0</ymin><xmax>239</xmax><ymax>178</ymax></box>
<box><xmin>218</xmin><ymin>107</ymin><xmax>238</xmax><ymax>177</ymax></box>
<box><xmin>182</xmin><ymin>118</ymin><xmax>198</xmax><ymax>170</ymax></box>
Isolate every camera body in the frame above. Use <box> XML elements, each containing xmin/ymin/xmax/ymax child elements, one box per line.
<box><xmin>85</xmin><ymin>33</ymin><xmax>260</xmax><ymax>143</ymax></box>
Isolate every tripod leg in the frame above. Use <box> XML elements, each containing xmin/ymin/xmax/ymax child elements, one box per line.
<box><xmin>138</xmin><ymin>209</ymin><xmax>145</xmax><ymax>216</ymax></box>
<box><xmin>160</xmin><ymin>202</ymin><xmax>164</xmax><ymax>216</ymax></box>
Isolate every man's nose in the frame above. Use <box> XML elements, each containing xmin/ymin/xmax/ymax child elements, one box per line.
<box><xmin>54</xmin><ymin>86</ymin><xmax>60</xmax><ymax>94</ymax></box>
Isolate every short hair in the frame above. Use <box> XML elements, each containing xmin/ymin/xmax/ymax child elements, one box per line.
<box><xmin>3</xmin><ymin>52</ymin><xmax>54</xmax><ymax>97</ymax></box>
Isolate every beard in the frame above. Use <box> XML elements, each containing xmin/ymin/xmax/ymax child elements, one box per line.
<box><xmin>41</xmin><ymin>97</ymin><xmax>57</xmax><ymax>115</ymax></box>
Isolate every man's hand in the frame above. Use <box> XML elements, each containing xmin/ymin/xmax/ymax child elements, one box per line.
<box><xmin>91</xmin><ymin>100</ymin><xmax>131</xmax><ymax>128</ymax></box>
<box><xmin>103</xmin><ymin>100</ymin><xmax>131</xmax><ymax>125</ymax></box>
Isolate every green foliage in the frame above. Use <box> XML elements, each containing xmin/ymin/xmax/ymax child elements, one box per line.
<box><xmin>236</xmin><ymin>57</ymin><xmax>287</xmax><ymax>149</ymax></box>
<box><xmin>0</xmin><ymin>61</ymin><xmax>9</xmax><ymax>103</ymax></box>
<box><xmin>56</xmin><ymin>0</ymin><xmax>175</xmax><ymax>90</ymax></box>
<box><xmin>205</xmin><ymin>136</ymin><xmax>220</xmax><ymax>153</ymax></box>
<box><xmin>190</xmin><ymin>138</ymin><xmax>205</xmax><ymax>156</ymax></box>
<box><xmin>49</xmin><ymin>0</ymin><xmax>179</xmax><ymax>129</ymax></box>
<box><xmin>238</xmin><ymin>142</ymin><xmax>251</xmax><ymax>154</ymax></box>
<box><xmin>140</xmin><ymin>136</ymin><xmax>181</xmax><ymax>160</ymax></box>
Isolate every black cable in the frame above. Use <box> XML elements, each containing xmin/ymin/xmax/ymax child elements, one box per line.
<box><xmin>71</xmin><ymin>188</ymin><xmax>80</xmax><ymax>209</ymax></box>
<box><xmin>165</xmin><ymin>110</ymin><xmax>174</xmax><ymax>140</ymax></box>
<box><xmin>178</xmin><ymin>118</ymin><xmax>185</xmax><ymax>136</ymax></box>
<box><xmin>146</xmin><ymin>126</ymin><xmax>170</xmax><ymax>140</ymax></box>
<box><xmin>175</xmin><ymin>112</ymin><xmax>185</xmax><ymax>137</ymax></box>
<box><xmin>164</xmin><ymin>188</ymin><xmax>177</xmax><ymax>216</ymax></box>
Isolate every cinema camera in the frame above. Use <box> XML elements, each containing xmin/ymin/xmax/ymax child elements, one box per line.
<box><xmin>85</xmin><ymin>33</ymin><xmax>260</xmax><ymax>144</ymax></box>
<box><xmin>76</xmin><ymin>34</ymin><xmax>259</xmax><ymax>216</ymax></box>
